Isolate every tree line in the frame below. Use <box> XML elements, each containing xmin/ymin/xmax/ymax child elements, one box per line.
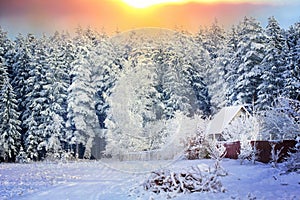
<box><xmin>0</xmin><ymin>16</ymin><xmax>299</xmax><ymax>162</ymax></box>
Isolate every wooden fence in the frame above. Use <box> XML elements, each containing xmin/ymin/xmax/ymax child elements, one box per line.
<box><xmin>110</xmin><ymin>140</ymin><xmax>296</xmax><ymax>162</ymax></box>
<box><xmin>223</xmin><ymin>140</ymin><xmax>296</xmax><ymax>163</ymax></box>
<box><xmin>117</xmin><ymin>148</ymin><xmax>183</xmax><ymax>161</ymax></box>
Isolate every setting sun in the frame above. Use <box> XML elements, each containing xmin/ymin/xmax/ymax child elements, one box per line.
<box><xmin>122</xmin><ymin>0</ymin><xmax>185</xmax><ymax>8</ymax></box>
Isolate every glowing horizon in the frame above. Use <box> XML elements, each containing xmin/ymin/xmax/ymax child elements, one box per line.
<box><xmin>122</xmin><ymin>0</ymin><xmax>185</xmax><ymax>8</ymax></box>
<box><xmin>0</xmin><ymin>0</ymin><xmax>299</xmax><ymax>36</ymax></box>
<box><xmin>121</xmin><ymin>0</ymin><xmax>296</xmax><ymax>9</ymax></box>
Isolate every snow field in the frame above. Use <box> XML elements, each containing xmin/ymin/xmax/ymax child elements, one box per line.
<box><xmin>0</xmin><ymin>159</ymin><xmax>299</xmax><ymax>200</ymax></box>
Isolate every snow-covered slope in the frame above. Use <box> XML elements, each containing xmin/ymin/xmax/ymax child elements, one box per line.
<box><xmin>0</xmin><ymin>159</ymin><xmax>299</xmax><ymax>200</ymax></box>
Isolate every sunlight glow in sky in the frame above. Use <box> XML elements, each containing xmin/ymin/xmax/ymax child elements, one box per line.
<box><xmin>121</xmin><ymin>0</ymin><xmax>299</xmax><ymax>8</ymax></box>
<box><xmin>0</xmin><ymin>0</ymin><xmax>299</xmax><ymax>36</ymax></box>
<box><xmin>122</xmin><ymin>0</ymin><xmax>184</xmax><ymax>8</ymax></box>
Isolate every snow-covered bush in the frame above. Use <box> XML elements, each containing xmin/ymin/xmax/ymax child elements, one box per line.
<box><xmin>44</xmin><ymin>150</ymin><xmax>75</xmax><ymax>163</ymax></box>
<box><xmin>222</xmin><ymin>114</ymin><xmax>260</xmax><ymax>164</ymax></box>
<box><xmin>143</xmin><ymin>165</ymin><xmax>225</xmax><ymax>195</ymax></box>
<box><xmin>270</xmin><ymin>142</ymin><xmax>283</xmax><ymax>168</ymax></box>
<box><xmin>15</xmin><ymin>147</ymin><xmax>28</xmax><ymax>163</ymax></box>
<box><xmin>260</xmin><ymin>97</ymin><xmax>300</xmax><ymax>140</ymax></box>
<box><xmin>184</xmin><ymin>133</ymin><xmax>210</xmax><ymax>160</ymax></box>
<box><xmin>206</xmin><ymin>139</ymin><xmax>228</xmax><ymax>176</ymax></box>
<box><xmin>183</xmin><ymin>117</ymin><xmax>210</xmax><ymax>159</ymax></box>
<box><xmin>283</xmin><ymin>135</ymin><xmax>300</xmax><ymax>174</ymax></box>
<box><xmin>238</xmin><ymin>135</ymin><xmax>259</xmax><ymax>165</ymax></box>
<box><xmin>223</xmin><ymin>115</ymin><xmax>259</xmax><ymax>142</ymax></box>
<box><xmin>106</xmin><ymin>104</ymin><xmax>205</xmax><ymax>160</ymax></box>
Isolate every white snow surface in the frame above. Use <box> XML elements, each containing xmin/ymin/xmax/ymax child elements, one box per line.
<box><xmin>0</xmin><ymin>159</ymin><xmax>299</xmax><ymax>200</ymax></box>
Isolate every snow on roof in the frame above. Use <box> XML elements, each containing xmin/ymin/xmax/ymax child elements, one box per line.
<box><xmin>206</xmin><ymin>105</ymin><xmax>249</xmax><ymax>135</ymax></box>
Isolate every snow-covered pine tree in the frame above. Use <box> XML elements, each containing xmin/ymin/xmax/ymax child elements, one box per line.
<box><xmin>150</xmin><ymin>48</ymin><xmax>170</xmax><ymax>119</ymax></box>
<box><xmin>284</xmin><ymin>22</ymin><xmax>300</xmax><ymax>101</ymax></box>
<box><xmin>39</xmin><ymin>32</ymin><xmax>73</xmax><ymax>159</ymax></box>
<box><xmin>92</xmin><ymin>33</ymin><xmax>122</xmax><ymax>130</ymax></box>
<box><xmin>202</xmin><ymin>19</ymin><xmax>226</xmax><ymax>60</ymax></box>
<box><xmin>0</xmin><ymin>64</ymin><xmax>5</xmax><ymax>90</ymax></box>
<box><xmin>174</xmin><ymin>30</ymin><xmax>211</xmax><ymax>117</ymax></box>
<box><xmin>201</xmin><ymin>21</ymin><xmax>227</xmax><ymax>113</ymax></box>
<box><xmin>23</xmin><ymin>35</ymin><xmax>51</xmax><ymax>160</ymax></box>
<box><xmin>159</xmin><ymin>31</ymin><xmax>211</xmax><ymax>119</ymax></box>
<box><xmin>229</xmin><ymin>17</ymin><xmax>267</xmax><ymax>106</ymax></box>
<box><xmin>67</xmin><ymin>55</ymin><xmax>99</xmax><ymax>159</ymax></box>
<box><xmin>48</xmin><ymin>31</ymin><xmax>74</xmax><ymax>154</ymax></box>
<box><xmin>0</xmin><ymin>26</ymin><xmax>14</xmax><ymax>94</ymax></box>
<box><xmin>224</xmin><ymin>26</ymin><xmax>240</xmax><ymax>106</ymax></box>
<box><xmin>66</xmin><ymin>27</ymin><xmax>100</xmax><ymax>159</ymax></box>
<box><xmin>257</xmin><ymin>16</ymin><xmax>287</xmax><ymax>110</ymax></box>
<box><xmin>149</xmin><ymin>46</ymin><xmax>181</xmax><ymax>119</ymax></box>
<box><xmin>194</xmin><ymin>26</ymin><xmax>205</xmax><ymax>45</ymax></box>
<box><xmin>11</xmin><ymin>34</ymin><xmax>37</xmax><ymax>141</ymax></box>
<box><xmin>161</xmin><ymin>50</ymin><xmax>192</xmax><ymax>119</ymax></box>
<box><xmin>0</xmin><ymin>65</ymin><xmax>21</xmax><ymax>162</ymax></box>
<box><xmin>0</xmin><ymin>26</ymin><xmax>13</xmax><ymax>65</ymax></box>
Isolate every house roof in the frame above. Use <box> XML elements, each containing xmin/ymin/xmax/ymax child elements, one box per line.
<box><xmin>206</xmin><ymin>105</ymin><xmax>249</xmax><ymax>135</ymax></box>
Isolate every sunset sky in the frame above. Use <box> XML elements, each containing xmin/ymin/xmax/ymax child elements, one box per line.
<box><xmin>0</xmin><ymin>0</ymin><xmax>299</xmax><ymax>36</ymax></box>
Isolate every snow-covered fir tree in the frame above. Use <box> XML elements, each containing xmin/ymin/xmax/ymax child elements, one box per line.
<box><xmin>284</xmin><ymin>22</ymin><xmax>300</xmax><ymax>101</ymax></box>
<box><xmin>92</xmin><ymin>32</ymin><xmax>122</xmax><ymax>130</ymax></box>
<box><xmin>23</xmin><ymin>35</ymin><xmax>51</xmax><ymax>160</ymax></box>
<box><xmin>41</xmin><ymin>32</ymin><xmax>72</xmax><ymax>158</ymax></box>
<box><xmin>11</xmin><ymin>34</ymin><xmax>37</xmax><ymax>135</ymax></box>
<box><xmin>159</xmin><ymin>31</ymin><xmax>211</xmax><ymax>118</ymax></box>
<box><xmin>257</xmin><ymin>17</ymin><xmax>287</xmax><ymax>110</ymax></box>
<box><xmin>202</xmin><ymin>19</ymin><xmax>226</xmax><ymax>60</ymax></box>
<box><xmin>201</xmin><ymin>21</ymin><xmax>227</xmax><ymax>113</ymax></box>
<box><xmin>224</xmin><ymin>26</ymin><xmax>240</xmax><ymax>106</ymax></box>
<box><xmin>161</xmin><ymin>49</ymin><xmax>193</xmax><ymax>119</ymax></box>
<box><xmin>0</xmin><ymin>26</ymin><xmax>14</xmax><ymax>90</ymax></box>
<box><xmin>229</xmin><ymin>17</ymin><xmax>267</xmax><ymax>106</ymax></box>
<box><xmin>66</xmin><ymin>27</ymin><xmax>100</xmax><ymax>159</ymax></box>
<box><xmin>0</xmin><ymin>26</ymin><xmax>13</xmax><ymax>63</ymax></box>
<box><xmin>0</xmin><ymin>65</ymin><xmax>21</xmax><ymax>162</ymax></box>
<box><xmin>0</xmin><ymin>64</ymin><xmax>5</xmax><ymax>89</ymax></box>
<box><xmin>174</xmin><ymin>30</ymin><xmax>211</xmax><ymax>117</ymax></box>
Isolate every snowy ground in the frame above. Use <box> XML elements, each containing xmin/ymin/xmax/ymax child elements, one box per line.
<box><xmin>0</xmin><ymin>159</ymin><xmax>299</xmax><ymax>200</ymax></box>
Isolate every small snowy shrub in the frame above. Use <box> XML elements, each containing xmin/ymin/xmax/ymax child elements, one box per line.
<box><xmin>222</xmin><ymin>114</ymin><xmax>260</xmax><ymax>164</ymax></box>
<box><xmin>207</xmin><ymin>140</ymin><xmax>228</xmax><ymax>176</ymax></box>
<box><xmin>238</xmin><ymin>135</ymin><xmax>259</xmax><ymax>165</ymax></box>
<box><xmin>143</xmin><ymin>165</ymin><xmax>225</xmax><ymax>195</ymax></box>
<box><xmin>183</xmin><ymin>117</ymin><xmax>210</xmax><ymax>159</ymax></box>
<box><xmin>45</xmin><ymin>152</ymin><xmax>61</xmax><ymax>162</ymax></box>
<box><xmin>44</xmin><ymin>150</ymin><xmax>75</xmax><ymax>162</ymax></box>
<box><xmin>184</xmin><ymin>132</ymin><xmax>210</xmax><ymax>159</ymax></box>
<box><xmin>260</xmin><ymin>97</ymin><xmax>300</xmax><ymax>140</ymax></box>
<box><xmin>283</xmin><ymin>135</ymin><xmax>300</xmax><ymax>173</ymax></box>
<box><xmin>15</xmin><ymin>147</ymin><xmax>28</xmax><ymax>163</ymax></box>
<box><xmin>270</xmin><ymin>143</ymin><xmax>283</xmax><ymax>168</ymax></box>
<box><xmin>223</xmin><ymin>115</ymin><xmax>259</xmax><ymax>142</ymax></box>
